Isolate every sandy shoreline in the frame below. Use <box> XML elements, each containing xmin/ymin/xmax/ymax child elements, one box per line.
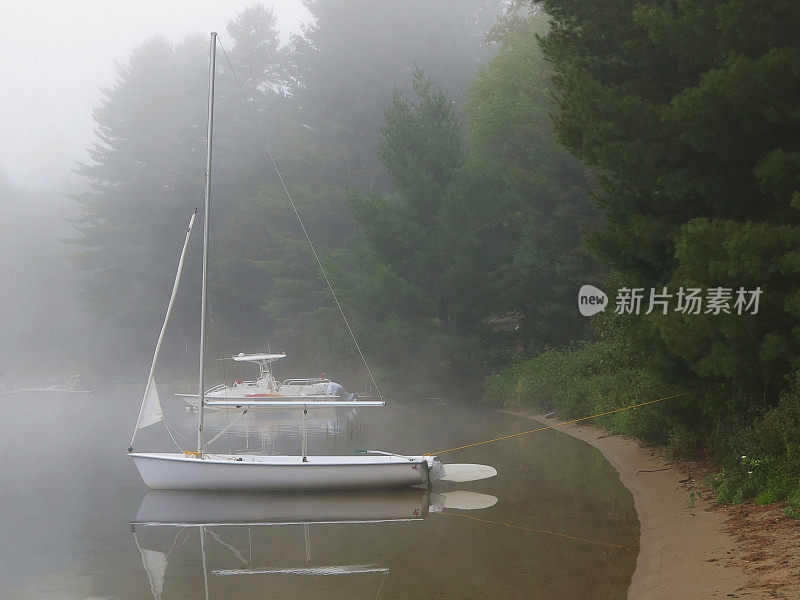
<box><xmin>500</xmin><ymin>409</ymin><xmax>799</xmax><ymax>599</ymax></box>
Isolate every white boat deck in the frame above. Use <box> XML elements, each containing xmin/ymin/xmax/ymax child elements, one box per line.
<box><xmin>135</xmin><ymin>453</ymin><xmax>428</xmax><ymax>465</ymax></box>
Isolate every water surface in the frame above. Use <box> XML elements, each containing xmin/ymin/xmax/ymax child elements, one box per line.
<box><xmin>0</xmin><ymin>390</ymin><xmax>638</xmax><ymax>599</ymax></box>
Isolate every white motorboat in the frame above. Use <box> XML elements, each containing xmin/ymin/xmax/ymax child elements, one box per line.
<box><xmin>127</xmin><ymin>33</ymin><xmax>495</xmax><ymax>492</ymax></box>
<box><xmin>178</xmin><ymin>352</ymin><xmax>354</xmax><ymax>410</ymax></box>
<box><xmin>10</xmin><ymin>374</ymin><xmax>93</xmax><ymax>396</ymax></box>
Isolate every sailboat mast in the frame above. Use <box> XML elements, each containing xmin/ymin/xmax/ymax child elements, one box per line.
<box><xmin>197</xmin><ymin>32</ymin><xmax>217</xmax><ymax>456</ymax></box>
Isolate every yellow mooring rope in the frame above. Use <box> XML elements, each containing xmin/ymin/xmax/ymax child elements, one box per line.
<box><xmin>424</xmin><ymin>391</ymin><xmax>689</xmax><ymax>456</ymax></box>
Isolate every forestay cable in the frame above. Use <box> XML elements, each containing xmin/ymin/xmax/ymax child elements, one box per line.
<box><xmin>205</xmin><ymin>409</ymin><xmax>249</xmax><ymax>447</ymax></box>
<box><xmin>217</xmin><ymin>37</ymin><xmax>383</xmax><ymax>400</ymax></box>
<box><xmin>267</xmin><ymin>150</ymin><xmax>383</xmax><ymax>401</ymax></box>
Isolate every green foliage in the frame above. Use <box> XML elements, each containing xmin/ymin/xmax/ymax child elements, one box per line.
<box><xmin>536</xmin><ymin>0</ymin><xmax>800</xmax><ymax>391</ymax></box>
<box><xmin>514</xmin><ymin>0</ymin><xmax>800</xmax><ymax>510</ymax></box>
<box><xmin>72</xmin><ymin>8</ymin><xmax>288</xmax><ymax>370</ymax></box>
<box><xmin>539</xmin><ymin>0</ymin><xmax>800</xmax><ymax>284</ymax></box>
<box><xmin>344</xmin><ymin>70</ymin><xmax>482</xmax><ymax>392</ymax></box>
<box><xmin>351</xmin><ymin>68</ymin><xmax>464</xmax><ymax>296</ymax></box>
<box><xmin>492</xmin><ymin>338</ymin><xmax>800</xmax><ymax>508</ymax></box>
<box><xmin>486</xmin><ymin>326</ymin><xmax>679</xmax><ymax>446</ymax></box>
<box><xmin>73</xmin><ymin>34</ymin><xmax>212</xmax><ymax>366</ymax></box>
<box><xmin>787</xmin><ymin>487</ymin><xmax>800</xmax><ymax>519</ymax></box>
<box><xmin>71</xmin><ymin>0</ymin><xmax>800</xmax><ymax>516</ymax></box>
<box><xmin>466</xmin><ymin>8</ymin><xmax>598</xmax><ymax>348</ymax></box>
<box><xmin>656</xmin><ymin>219</ymin><xmax>800</xmax><ymax>388</ymax></box>
<box><xmin>72</xmin><ymin>2</ymin><xmax>506</xmax><ymax>380</ymax></box>
<box><xmin>344</xmin><ymin>14</ymin><xmax>597</xmax><ymax>393</ymax></box>
<box><xmin>709</xmin><ymin>379</ymin><xmax>800</xmax><ymax>503</ymax></box>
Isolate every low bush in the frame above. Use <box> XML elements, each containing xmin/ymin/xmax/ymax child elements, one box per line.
<box><xmin>488</xmin><ymin>343</ymin><xmax>800</xmax><ymax>518</ymax></box>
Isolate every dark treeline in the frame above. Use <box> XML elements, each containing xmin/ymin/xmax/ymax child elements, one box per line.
<box><xmin>488</xmin><ymin>0</ymin><xmax>800</xmax><ymax>514</ymax></box>
<box><xmin>73</xmin><ymin>0</ymin><xmax>506</xmax><ymax>386</ymax></box>
<box><xmin>75</xmin><ymin>1</ymin><xmax>799</xmax><ymax>511</ymax></box>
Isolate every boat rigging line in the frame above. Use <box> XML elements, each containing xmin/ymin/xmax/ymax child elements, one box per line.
<box><xmin>424</xmin><ymin>391</ymin><xmax>690</xmax><ymax>456</ymax></box>
<box><xmin>164</xmin><ymin>420</ymin><xmax>188</xmax><ymax>452</ymax></box>
<box><xmin>205</xmin><ymin>408</ymin><xmax>248</xmax><ymax>447</ymax></box>
<box><xmin>217</xmin><ymin>36</ymin><xmax>383</xmax><ymax>401</ymax></box>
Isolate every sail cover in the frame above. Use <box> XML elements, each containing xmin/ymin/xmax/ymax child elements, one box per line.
<box><xmin>137</xmin><ymin>379</ymin><xmax>164</xmax><ymax>430</ymax></box>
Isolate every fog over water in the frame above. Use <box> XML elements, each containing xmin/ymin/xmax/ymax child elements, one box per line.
<box><xmin>0</xmin><ymin>395</ymin><xmax>638</xmax><ymax>599</ymax></box>
<box><xmin>0</xmin><ymin>182</ymin><xmax>91</xmax><ymax>382</ymax></box>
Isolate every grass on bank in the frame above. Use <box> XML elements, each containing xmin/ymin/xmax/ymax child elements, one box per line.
<box><xmin>486</xmin><ymin>340</ymin><xmax>800</xmax><ymax>518</ymax></box>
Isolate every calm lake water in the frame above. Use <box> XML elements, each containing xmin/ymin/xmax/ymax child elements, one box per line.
<box><xmin>0</xmin><ymin>390</ymin><xmax>638</xmax><ymax>599</ymax></box>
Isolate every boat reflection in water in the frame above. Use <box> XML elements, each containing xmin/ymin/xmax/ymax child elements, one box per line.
<box><xmin>131</xmin><ymin>487</ymin><xmax>498</xmax><ymax>598</ymax></box>
<box><xmin>196</xmin><ymin>405</ymin><xmax>359</xmax><ymax>455</ymax></box>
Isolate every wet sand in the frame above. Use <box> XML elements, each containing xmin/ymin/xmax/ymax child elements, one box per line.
<box><xmin>501</xmin><ymin>410</ymin><xmax>773</xmax><ymax>599</ymax></box>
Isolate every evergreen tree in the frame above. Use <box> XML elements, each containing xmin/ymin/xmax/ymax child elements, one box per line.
<box><xmin>539</xmin><ymin>0</ymin><xmax>800</xmax><ymax>392</ymax></box>
<box><xmin>344</xmin><ymin>71</ymin><xmax>472</xmax><ymax>391</ymax></box>
<box><xmin>539</xmin><ymin>0</ymin><xmax>800</xmax><ymax>285</ymax></box>
<box><xmin>466</xmin><ymin>8</ymin><xmax>597</xmax><ymax>348</ymax></box>
<box><xmin>73</xmin><ymin>8</ymin><xmax>286</xmax><ymax>369</ymax></box>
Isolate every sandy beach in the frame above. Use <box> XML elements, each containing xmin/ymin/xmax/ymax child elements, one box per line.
<box><xmin>502</xmin><ymin>410</ymin><xmax>800</xmax><ymax>599</ymax></box>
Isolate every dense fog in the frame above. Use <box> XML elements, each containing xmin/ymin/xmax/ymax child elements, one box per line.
<box><xmin>0</xmin><ymin>1</ymin><xmax>509</xmax><ymax>390</ymax></box>
<box><xmin>2</xmin><ymin>2</ymin><xmax>800</xmax><ymax>594</ymax></box>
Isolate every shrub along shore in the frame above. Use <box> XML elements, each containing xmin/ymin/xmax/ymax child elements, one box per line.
<box><xmin>486</xmin><ymin>333</ymin><xmax>800</xmax><ymax>517</ymax></box>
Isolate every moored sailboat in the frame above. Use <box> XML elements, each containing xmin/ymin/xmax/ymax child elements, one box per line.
<box><xmin>127</xmin><ymin>32</ymin><xmax>492</xmax><ymax>492</ymax></box>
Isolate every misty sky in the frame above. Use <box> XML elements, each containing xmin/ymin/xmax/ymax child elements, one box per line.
<box><xmin>0</xmin><ymin>0</ymin><xmax>309</xmax><ymax>190</ymax></box>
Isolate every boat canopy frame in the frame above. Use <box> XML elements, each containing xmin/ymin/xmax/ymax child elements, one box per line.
<box><xmin>230</xmin><ymin>353</ymin><xmax>286</xmax><ymax>382</ymax></box>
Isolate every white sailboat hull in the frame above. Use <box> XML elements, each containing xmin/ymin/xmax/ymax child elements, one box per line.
<box><xmin>131</xmin><ymin>452</ymin><xmax>441</xmax><ymax>491</ymax></box>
